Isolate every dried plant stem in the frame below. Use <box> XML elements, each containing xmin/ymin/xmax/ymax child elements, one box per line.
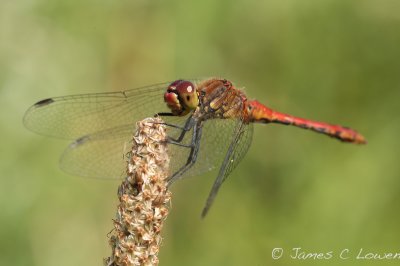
<box><xmin>105</xmin><ymin>117</ymin><xmax>171</xmax><ymax>266</ymax></box>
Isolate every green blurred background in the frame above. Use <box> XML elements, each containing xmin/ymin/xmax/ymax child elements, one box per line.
<box><xmin>1</xmin><ymin>0</ymin><xmax>399</xmax><ymax>265</ymax></box>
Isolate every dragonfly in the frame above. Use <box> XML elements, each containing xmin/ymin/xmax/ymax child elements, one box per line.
<box><xmin>24</xmin><ymin>78</ymin><xmax>366</xmax><ymax>217</ymax></box>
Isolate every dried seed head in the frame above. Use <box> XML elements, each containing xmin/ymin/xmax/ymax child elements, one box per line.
<box><xmin>105</xmin><ymin>117</ymin><xmax>171</xmax><ymax>266</ymax></box>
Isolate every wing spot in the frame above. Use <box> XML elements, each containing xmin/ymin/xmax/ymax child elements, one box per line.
<box><xmin>71</xmin><ymin>135</ymin><xmax>90</xmax><ymax>148</ymax></box>
<box><xmin>35</xmin><ymin>98</ymin><xmax>54</xmax><ymax>107</ymax></box>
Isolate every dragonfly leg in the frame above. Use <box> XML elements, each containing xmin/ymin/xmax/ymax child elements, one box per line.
<box><xmin>159</xmin><ymin>115</ymin><xmax>195</xmax><ymax>143</ymax></box>
<box><xmin>167</xmin><ymin>139</ymin><xmax>192</xmax><ymax>148</ymax></box>
<box><xmin>167</xmin><ymin>123</ymin><xmax>203</xmax><ymax>186</ymax></box>
<box><xmin>154</xmin><ymin>112</ymin><xmax>183</xmax><ymax>129</ymax></box>
<box><xmin>172</xmin><ymin>115</ymin><xmax>195</xmax><ymax>143</ymax></box>
<box><xmin>154</xmin><ymin>121</ymin><xmax>186</xmax><ymax>131</ymax></box>
<box><xmin>156</xmin><ymin>112</ymin><xmax>174</xmax><ymax>117</ymax></box>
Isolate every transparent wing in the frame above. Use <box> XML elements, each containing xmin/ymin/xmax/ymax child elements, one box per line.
<box><xmin>59</xmin><ymin>116</ymin><xmax>245</xmax><ymax>179</ymax></box>
<box><xmin>59</xmin><ymin>116</ymin><xmax>189</xmax><ymax>179</ymax></box>
<box><xmin>23</xmin><ymin>82</ymin><xmax>174</xmax><ymax>140</ymax></box>
<box><xmin>201</xmin><ymin>120</ymin><xmax>254</xmax><ymax>217</ymax></box>
<box><xmin>60</xmin><ymin>124</ymin><xmax>137</xmax><ymax>179</ymax></box>
<box><xmin>217</xmin><ymin>121</ymin><xmax>254</xmax><ymax>182</ymax></box>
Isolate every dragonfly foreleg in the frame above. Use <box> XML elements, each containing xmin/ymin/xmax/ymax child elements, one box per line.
<box><xmin>156</xmin><ymin>112</ymin><xmax>175</xmax><ymax>117</ymax></box>
<box><xmin>158</xmin><ymin>115</ymin><xmax>195</xmax><ymax>144</ymax></box>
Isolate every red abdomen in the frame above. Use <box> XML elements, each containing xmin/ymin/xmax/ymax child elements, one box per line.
<box><xmin>247</xmin><ymin>100</ymin><xmax>366</xmax><ymax>144</ymax></box>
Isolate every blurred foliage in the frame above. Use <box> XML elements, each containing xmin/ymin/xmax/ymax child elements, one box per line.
<box><xmin>1</xmin><ymin>0</ymin><xmax>400</xmax><ymax>265</ymax></box>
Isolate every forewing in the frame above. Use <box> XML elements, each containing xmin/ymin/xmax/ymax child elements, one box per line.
<box><xmin>23</xmin><ymin>82</ymin><xmax>172</xmax><ymax>139</ymax></box>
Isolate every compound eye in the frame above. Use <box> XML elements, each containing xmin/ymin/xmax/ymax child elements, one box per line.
<box><xmin>167</xmin><ymin>79</ymin><xmax>184</xmax><ymax>91</ymax></box>
<box><xmin>171</xmin><ymin>80</ymin><xmax>199</xmax><ymax>110</ymax></box>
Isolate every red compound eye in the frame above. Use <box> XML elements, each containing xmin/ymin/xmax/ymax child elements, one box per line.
<box><xmin>167</xmin><ymin>80</ymin><xmax>194</xmax><ymax>94</ymax></box>
<box><xmin>167</xmin><ymin>79</ymin><xmax>184</xmax><ymax>90</ymax></box>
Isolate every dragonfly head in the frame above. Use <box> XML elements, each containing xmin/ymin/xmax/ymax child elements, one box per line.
<box><xmin>164</xmin><ymin>80</ymin><xmax>199</xmax><ymax>116</ymax></box>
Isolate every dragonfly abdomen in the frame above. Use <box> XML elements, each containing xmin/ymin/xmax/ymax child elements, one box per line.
<box><xmin>275</xmin><ymin>113</ymin><xmax>366</xmax><ymax>144</ymax></box>
<box><xmin>247</xmin><ymin>100</ymin><xmax>366</xmax><ymax>144</ymax></box>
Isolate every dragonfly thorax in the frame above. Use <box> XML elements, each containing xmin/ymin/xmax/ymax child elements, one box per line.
<box><xmin>164</xmin><ymin>80</ymin><xmax>199</xmax><ymax>116</ymax></box>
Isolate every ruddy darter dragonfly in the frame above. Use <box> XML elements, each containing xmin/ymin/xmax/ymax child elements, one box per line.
<box><xmin>24</xmin><ymin>78</ymin><xmax>366</xmax><ymax>217</ymax></box>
